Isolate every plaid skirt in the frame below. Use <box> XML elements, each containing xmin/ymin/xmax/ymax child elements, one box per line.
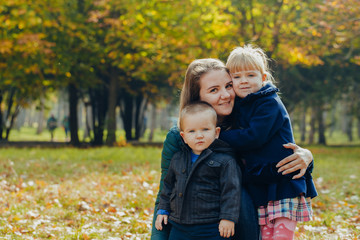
<box><xmin>258</xmin><ymin>195</ymin><xmax>313</xmax><ymax>225</ymax></box>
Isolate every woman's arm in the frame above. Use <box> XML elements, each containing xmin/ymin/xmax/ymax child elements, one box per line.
<box><xmin>151</xmin><ymin>127</ymin><xmax>182</xmax><ymax>240</ymax></box>
<box><xmin>276</xmin><ymin>143</ymin><xmax>313</xmax><ymax>179</ymax></box>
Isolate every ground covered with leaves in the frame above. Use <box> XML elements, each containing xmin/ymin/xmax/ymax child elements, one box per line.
<box><xmin>0</xmin><ymin>146</ymin><xmax>359</xmax><ymax>239</ymax></box>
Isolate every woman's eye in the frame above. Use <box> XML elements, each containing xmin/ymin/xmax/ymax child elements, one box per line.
<box><xmin>226</xmin><ymin>83</ymin><xmax>233</xmax><ymax>89</ymax></box>
<box><xmin>210</xmin><ymin>88</ymin><xmax>218</xmax><ymax>93</ymax></box>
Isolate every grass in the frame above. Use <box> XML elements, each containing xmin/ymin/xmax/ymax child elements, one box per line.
<box><xmin>7</xmin><ymin>127</ymin><xmax>169</xmax><ymax>143</ymax></box>
<box><xmin>0</xmin><ymin>146</ymin><xmax>359</xmax><ymax>239</ymax></box>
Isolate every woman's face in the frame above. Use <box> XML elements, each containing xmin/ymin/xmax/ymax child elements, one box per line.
<box><xmin>199</xmin><ymin>70</ymin><xmax>235</xmax><ymax>118</ymax></box>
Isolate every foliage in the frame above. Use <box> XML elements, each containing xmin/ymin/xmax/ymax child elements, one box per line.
<box><xmin>1</xmin><ymin>0</ymin><xmax>360</xmax><ymax>144</ymax></box>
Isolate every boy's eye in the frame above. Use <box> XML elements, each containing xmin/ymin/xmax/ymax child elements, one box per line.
<box><xmin>189</xmin><ymin>130</ymin><xmax>195</xmax><ymax>133</ymax></box>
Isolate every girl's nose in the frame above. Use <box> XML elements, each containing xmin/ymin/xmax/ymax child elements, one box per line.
<box><xmin>239</xmin><ymin>76</ymin><xmax>248</xmax><ymax>83</ymax></box>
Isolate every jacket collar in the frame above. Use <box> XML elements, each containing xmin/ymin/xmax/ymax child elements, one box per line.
<box><xmin>236</xmin><ymin>83</ymin><xmax>278</xmax><ymax>104</ymax></box>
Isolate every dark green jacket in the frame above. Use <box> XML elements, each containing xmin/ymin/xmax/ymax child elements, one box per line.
<box><xmin>154</xmin><ymin>127</ymin><xmax>183</xmax><ymax>207</ymax></box>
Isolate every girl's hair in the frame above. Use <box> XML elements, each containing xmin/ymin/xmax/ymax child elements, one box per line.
<box><xmin>179</xmin><ymin>101</ymin><xmax>217</xmax><ymax>131</ymax></box>
<box><xmin>226</xmin><ymin>44</ymin><xmax>274</xmax><ymax>83</ymax></box>
<box><xmin>179</xmin><ymin>58</ymin><xmax>228</xmax><ymax>114</ymax></box>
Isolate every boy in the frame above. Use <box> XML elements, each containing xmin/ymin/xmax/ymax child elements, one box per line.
<box><xmin>155</xmin><ymin>102</ymin><xmax>241</xmax><ymax>239</ymax></box>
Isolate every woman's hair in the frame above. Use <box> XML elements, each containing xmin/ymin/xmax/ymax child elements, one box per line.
<box><xmin>179</xmin><ymin>101</ymin><xmax>217</xmax><ymax>131</ymax></box>
<box><xmin>226</xmin><ymin>44</ymin><xmax>274</xmax><ymax>83</ymax></box>
<box><xmin>179</xmin><ymin>58</ymin><xmax>228</xmax><ymax>113</ymax></box>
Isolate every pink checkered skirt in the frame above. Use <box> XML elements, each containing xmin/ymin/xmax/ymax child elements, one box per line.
<box><xmin>258</xmin><ymin>195</ymin><xmax>313</xmax><ymax>225</ymax></box>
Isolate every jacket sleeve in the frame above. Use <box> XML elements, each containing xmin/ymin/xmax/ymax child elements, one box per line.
<box><xmin>243</xmin><ymin>157</ymin><xmax>314</xmax><ymax>184</ymax></box>
<box><xmin>158</xmin><ymin>153</ymin><xmax>178</xmax><ymax>211</ymax></box>
<box><xmin>219</xmin><ymin>156</ymin><xmax>242</xmax><ymax>223</ymax></box>
<box><xmin>154</xmin><ymin>127</ymin><xmax>182</xmax><ymax>207</ymax></box>
<box><xmin>219</xmin><ymin>98</ymin><xmax>285</xmax><ymax>150</ymax></box>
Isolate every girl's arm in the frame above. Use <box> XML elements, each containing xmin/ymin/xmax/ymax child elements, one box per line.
<box><xmin>220</xmin><ymin>99</ymin><xmax>285</xmax><ymax>150</ymax></box>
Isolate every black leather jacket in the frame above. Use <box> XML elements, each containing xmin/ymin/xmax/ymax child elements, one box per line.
<box><xmin>158</xmin><ymin>138</ymin><xmax>241</xmax><ymax>224</ymax></box>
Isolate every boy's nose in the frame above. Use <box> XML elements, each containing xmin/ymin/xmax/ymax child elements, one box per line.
<box><xmin>196</xmin><ymin>132</ymin><xmax>204</xmax><ymax>138</ymax></box>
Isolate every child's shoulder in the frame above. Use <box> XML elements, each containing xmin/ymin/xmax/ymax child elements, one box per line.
<box><xmin>209</xmin><ymin>139</ymin><xmax>237</xmax><ymax>163</ymax></box>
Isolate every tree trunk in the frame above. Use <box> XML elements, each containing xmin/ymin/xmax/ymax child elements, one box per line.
<box><xmin>106</xmin><ymin>72</ymin><xmax>117</xmax><ymax>146</ymax></box>
<box><xmin>300</xmin><ymin>104</ymin><xmax>306</xmax><ymax>142</ymax></box>
<box><xmin>83</xmin><ymin>101</ymin><xmax>92</xmax><ymax>141</ymax></box>
<box><xmin>317</xmin><ymin>104</ymin><xmax>326</xmax><ymax>145</ymax></box>
<box><xmin>120</xmin><ymin>91</ymin><xmax>134</xmax><ymax>141</ymax></box>
<box><xmin>134</xmin><ymin>95</ymin><xmax>148</xmax><ymax>140</ymax></box>
<box><xmin>5</xmin><ymin>105</ymin><xmax>20</xmax><ymax>140</ymax></box>
<box><xmin>357</xmin><ymin>116</ymin><xmax>360</xmax><ymax>139</ymax></box>
<box><xmin>308</xmin><ymin>106</ymin><xmax>316</xmax><ymax>144</ymax></box>
<box><xmin>36</xmin><ymin>95</ymin><xmax>45</xmax><ymax>135</ymax></box>
<box><xmin>346</xmin><ymin>116</ymin><xmax>353</xmax><ymax>142</ymax></box>
<box><xmin>329</xmin><ymin>104</ymin><xmax>336</xmax><ymax>137</ymax></box>
<box><xmin>4</xmin><ymin>88</ymin><xmax>15</xmax><ymax>140</ymax></box>
<box><xmin>89</xmin><ymin>86</ymin><xmax>108</xmax><ymax>146</ymax></box>
<box><xmin>69</xmin><ymin>83</ymin><xmax>80</xmax><ymax>146</ymax></box>
<box><xmin>148</xmin><ymin>103</ymin><xmax>157</xmax><ymax>142</ymax></box>
<box><xmin>0</xmin><ymin>92</ymin><xmax>3</xmax><ymax>140</ymax></box>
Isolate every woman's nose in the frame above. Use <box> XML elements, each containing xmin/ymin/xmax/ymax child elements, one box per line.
<box><xmin>220</xmin><ymin>89</ymin><xmax>230</xmax><ymax>99</ymax></box>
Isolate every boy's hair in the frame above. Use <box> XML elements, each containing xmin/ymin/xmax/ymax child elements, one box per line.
<box><xmin>226</xmin><ymin>44</ymin><xmax>274</xmax><ymax>83</ymax></box>
<box><xmin>179</xmin><ymin>101</ymin><xmax>217</xmax><ymax>131</ymax></box>
<box><xmin>179</xmin><ymin>58</ymin><xmax>229</xmax><ymax>115</ymax></box>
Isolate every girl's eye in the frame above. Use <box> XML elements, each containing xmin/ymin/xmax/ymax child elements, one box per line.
<box><xmin>189</xmin><ymin>130</ymin><xmax>195</xmax><ymax>133</ymax></box>
<box><xmin>210</xmin><ymin>88</ymin><xmax>218</xmax><ymax>93</ymax></box>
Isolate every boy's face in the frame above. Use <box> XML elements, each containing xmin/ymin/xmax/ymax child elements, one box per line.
<box><xmin>180</xmin><ymin>111</ymin><xmax>220</xmax><ymax>155</ymax></box>
<box><xmin>230</xmin><ymin>70</ymin><xmax>265</xmax><ymax>98</ymax></box>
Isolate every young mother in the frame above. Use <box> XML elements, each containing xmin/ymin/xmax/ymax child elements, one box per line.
<box><xmin>151</xmin><ymin>59</ymin><xmax>313</xmax><ymax>240</ymax></box>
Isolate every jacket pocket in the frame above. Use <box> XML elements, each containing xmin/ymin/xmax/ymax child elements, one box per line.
<box><xmin>170</xmin><ymin>192</ymin><xmax>177</xmax><ymax>213</ymax></box>
<box><xmin>196</xmin><ymin>192</ymin><xmax>220</xmax><ymax>217</ymax></box>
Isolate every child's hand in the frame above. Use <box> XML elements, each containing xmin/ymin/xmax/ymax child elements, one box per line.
<box><xmin>219</xmin><ymin>219</ymin><xmax>235</xmax><ymax>238</ymax></box>
<box><xmin>155</xmin><ymin>214</ymin><xmax>168</xmax><ymax>231</ymax></box>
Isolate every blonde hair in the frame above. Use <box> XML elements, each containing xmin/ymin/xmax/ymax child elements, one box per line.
<box><xmin>179</xmin><ymin>102</ymin><xmax>217</xmax><ymax>131</ymax></box>
<box><xmin>179</xmin><ymin>58</ymin><xmax>229</xmax><ymax>114</ymax></box>
<box><xmin>226</xmin><ymin>44</ymin><xmax>274</xmax><ymax>83</ymax></box>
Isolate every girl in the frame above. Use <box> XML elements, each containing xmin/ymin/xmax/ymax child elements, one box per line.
<box><xmin>151</xmin><ymin>58</ymin><xmax>315</xmax><ymax>240</ymax></box>
<box><xmin>221</xmin><ymin>45</ymin><xmax>317</xmax><ymax>240</ymax></box>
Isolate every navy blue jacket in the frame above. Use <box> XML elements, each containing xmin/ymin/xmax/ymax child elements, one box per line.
<box><xmin>158</xmin><ymin>138</ymin><xmax>241</xmax><ymax>224</ymax></box>
<box><xmin>220</xmin><ymin>83</ymin><xmax>317</xmax><ymax>207</ymax></box>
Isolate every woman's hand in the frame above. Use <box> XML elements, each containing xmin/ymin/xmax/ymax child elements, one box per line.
<box><xmin>276</xmin><ymin>143</ymin><xmax>313</xmax><ymax>179</ymax></box>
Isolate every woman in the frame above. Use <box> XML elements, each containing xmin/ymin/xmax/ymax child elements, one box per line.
<box><xmin>151</xmin><ymin>59</ymin><xmax>313</xmax><ymax>240</ymax></box>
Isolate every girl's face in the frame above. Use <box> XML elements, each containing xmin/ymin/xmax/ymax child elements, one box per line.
<box><xmin>199</xmin><ymin>70</ymin><xmax>235</xmax><ymax>119</ymax></box>
<box><xmin>230</xmin><ymin>70</ymin><xmax>265</xmax><ymax>98</ymax></box>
